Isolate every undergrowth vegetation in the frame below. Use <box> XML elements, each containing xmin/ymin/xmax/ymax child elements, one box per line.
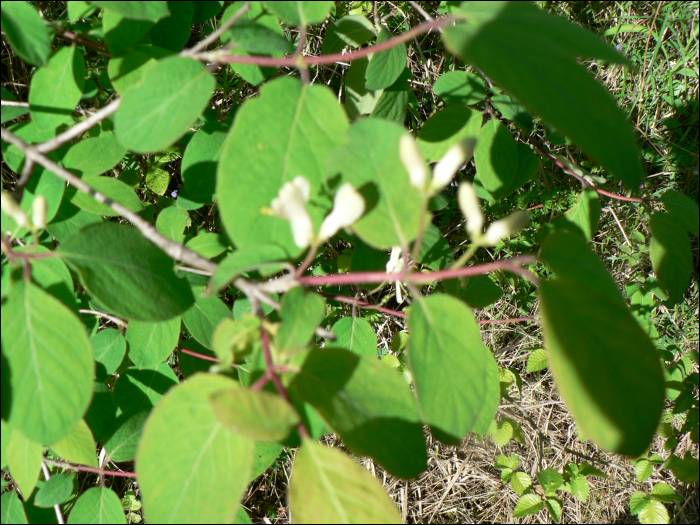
<box><xmin>1</xmin><ymin>1</ymin><xmax>698</xmax><ymax>524</ymax></box>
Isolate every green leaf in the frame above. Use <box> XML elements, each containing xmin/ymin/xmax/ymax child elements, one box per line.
<box><xmin>419</xmin><ymin>223</ymin><xmax>454</xmax><ymax>271</ymax></box>
<box><xmin>276</xmin><ymin>288</ymin><xmax>326</xmax><ymax>353</ymax></box>
<box><xmin>1</xmin><ymin>1</ymin><xmax>51</xmax><ymax>66</ymax></box>
<box><xmin>249</xmin><ymin>442</ymin><xmax>284</xmax><ymax>481</ymax></box>
<box><xmin>417</xmin><ymin>106</ymin><xmax>481</xmax><ymax>163</ymax></box>
<box><xmin>102</xmin><ymin>9</ymin><xmax>155</xmax><ymax>57</ymax></box>
<box><xmin>565</xmin><ymin>187</ymin><xmax>601</xmax><ymax>240</ymax></box>
<box><xmin>181</xmin><ymin>121</ymin><xmax>228</xmax><ymax>203</ymax></box>
<box><xmin>526</xmin><ymin>349</ymin><xmax>548</xmax><ymax>373</ymax></box>
<box><xmin>545</xmin><ymin>497</ymin><xmax>563</xmax><ymax>523</ymax></box>
<box><xmin>630</xmin><ymin>491</ymin><xmax>652</xmax><ymax>515</ymax></box>
<box><xmin>665</xmin><ymin>453</ymin><xmax>699</xmax><ymax>484</ymax></box>
<box><xmin>182</xmin><ymin>288</ymin><xmax>231</xmax><ymax>350</ymax></box>
<box><xmin>46</xmin><ymin>200</ymin><xmax>102</xmax><ymax>243</ymax></box>
<box><xmin>639</xmin><ymin>500</ymin><xmax>669</xmax><ymax>525</ymax></box>
<box><xmin>365</xmin><ymin>28</ymin><xmax>407</xmax><ymax>91</ymax></box>
<box><xmin>494</xmin><ymin>454</ymin><xmax>519</xmax><ymax>470</ymax></box>
<box><xmin>212</xmin><ymin>316</ymin><xmax>260</xmax><ymax>365</ymax></box>
<box><xmin>92</xmin><ymin>1</ymin><xmax>170</xmax><ymax>21</ymax></box>
<box><xmin>1</xmin><ymin>491</ymin><xmax>29</xmax><ymax>524</ymax></box>
<box><xmin>69</xmin><ymin>176</ymin><xmax>143</xmax><ymax>216</ymax></box>
<box><xmin>7</xmin><ymin>429</ymin><xmax>42</xmax><ymax>498</ymax></box>
<box><xmin>578</xmin><ymin>461</ymin><xmax>607</xmax><ymax>478</ymax></box>
<box><xmin>113</xmin><ymin>363</ymin><xmax>178</xmax><ymax>414</ymax></box>
<box><xmin>115</xmin><ymin>56</ymin><xmax>215</xmax><ymax>153</ymax></box>
<box><xmin>650</xmin><ymin>212</ymin><xmax>692</xmax><ymax>306</ymax></box>
<box><xmin>344</xmin><ymin>57</ymin><xmax>384</xmax><ymax>119</ymax></box>
<box><xmin>29</xmin><ymin>46</ymin><xmax>86</xmax><ymax>132</ymax></box>
<box><xmin>2</xmin><ymin>281</ymin><xmax>94</xmax><ymax>444</ymax></box>
<box><xmin>226</xmin><ymin>20</ymin><xmax>293</xmax><ymax>55</ymax></box>
<box><xmin>210</xmin><ymin>386</ymin><xmax>299</xmax><ymax>442</ymax></box>
<box><xmin>108</xmin><ymin>44</ymin><xmax>171</xmax><ymax>94</ymax></box>
<box><xmin>650</xmin><ymin>482</ymin><xmax>683</xmax><ymax>503</ymax></box>
<box><xmin>1</xmin><ymin>87</ymin><xmax>29</xmax><ymax>123</ymax></box>
<box><xmin>156</xmin><ymin>206</ymin><xmax>188</xmax><ymax>243</ymax></box>
<box><xmin>59</xmin><ymin>222</ymin><xmax>194</xmax><ymax>321</ymax></box>
<box><xmin>208</xmin><ymin>244</ymin><xmax>289</xmax><ymax>295</ymax></box>
<box><xmin>331</xmin><ymin>317</ymin><xmax>378</xmax><ymax>357</ymax></box>
<box><xmin>489</xmin><ymin>419</ymin><xmax>514</xmax><ymax>446</ymax></box>
<box><xmin>137</xmin><ymin>373</ymin><xmax>255</xmax><ymax>524</ymax></box>
<box><xmin>145</xmin><ymin>167</ymin><xmax>169</xmax><ymax>195</ymax></box>
<box><xmin>61</xmin><ymin>133</ymin><xmax>128</xmax><ymax>177</ymax></box>
<box><xmin>289</xmin><ymin>440</ymin><xmax>401</xmax><ymax>524</ymax></box>
<box><xmin>474</xmin><ymin>119</ymin><xmax>518</xmax><ymax>199</ymax></box>
<box><xmin>218</xmin><ymin>77</ymin><xmax>348</xmax><ymax>256</ymax></box>
<box><xmin>50</xmin><ymin>420</ymin><xmax>98</xmax><ymax>468</ymax></box>
<box><xmin>34</xmin><ymin>473</ymin><xmax>73</xmax><ymax>508</ymax></box>
<box><xmin>370</xmin><ymin>67</ymin><xmax>412</xmax><ymax>123</ymax></box>
<box><xmin>433</xmin><ymin>71</ymin><xmax>487</xmax><ymax>105</ymax></box>
<box><xmin>510</xmin><ymin>472</ymin><xmax>532</xmax><ymax>495</ymax></box>
<box><xmin>539</xmin><ymin>232</ymin><xmax>665</xmax><ymax>456</ymax></box>
<box><xmin>450</xmin><ymin>274</ymin><xmax>503</xmax><ymax>308</ymax></box>
<box><xmin>185</xmin><ymin>232</ymin><xmax>229</xmax><ymax>258</ymax></box>
<box><xmin>635</xmin><ymin>458</ymin><xmax>653</xmax><ymax>482</ymax></box>
<box><xmin>513</xmin><ymin>494</ymin><xmax>544</xmax><ymax>518</ymax></box>
<box><xmin>262</xmin><ymin>1</ymin><xmax>333</xmax><ymax>25</ymax></box>
<box><xmin>126</xmin><ymin>317</ymin><xmax>181</xmax><ymax>369</ymax></box>
<box><xmin>148</xmin><ymin>1</ymin><xmax>193</xmax><ymax>52</ymax></box>
<box><xmin>67</xmin><ymin>487</ymin><xmax>127</xmax><ymax>524</ymax></box>
<box><xmin>490</xmin><ymin>92</ymin><xmax>533</xmax><ymax>131</ymax></box>
<box><xmin>287</xmin><ymin>347</ymin><xmax>427</xmax><ymax>479</ymax></box>
<box><xmin>91</xmin><ymin>328</ymin><xmax>127</xmax><ymax>381</ymax></box>
<box><xmin>406</xmin><ymin>294</ymin><xmax>499</xmax><ymax>444</ymax></box>
<box><xmin>538</xmin><ymin>468</ymin><xmax>563</xmax><ymax>493</ymax></box>
<box><xmin>661</xmin><ymin>190</ymin><xmax>699</xmax><ymax>236</ymax></box>
<box><xmin>104</xmin><ymin>409</ymin><xmax>149</xmax><ymax>462</ymax></box>
<box><xmin>322</xmin><ymin>15</ymin><xmax>375</xmax><ymax>54</ymax></box>
<box><xmin>329</xmin><ymin>118</ymin><xmax>423</xmax><ymax>249</ymax></box>
<box><xmin>443</xmin><ymin>2</ymin><xmax>642</xmax><ymax>189</ymax></box>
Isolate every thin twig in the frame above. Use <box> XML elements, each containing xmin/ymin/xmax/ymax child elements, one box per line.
<box><xmin>44</xmin><ymin>458</ymin><xmax>137</xmax><ymax>478</ymax></box>
<box><xmin>79</xmin><ymin>309</ymin><xmax>128</xmax><ymax>329</ymax></box>
<box><xmin>1</xmin><ymin>100</ymin><xmax>29</xmax><ymax>107</ymax></box>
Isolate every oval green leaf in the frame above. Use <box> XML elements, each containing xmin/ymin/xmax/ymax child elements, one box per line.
<box><xmin>67</xmin><ymin>487</ymin><xmax>127</xmax><ymax>524</ymax></box>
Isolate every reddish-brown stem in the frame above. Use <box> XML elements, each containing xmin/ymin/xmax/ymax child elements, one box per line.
<box><xmin>250</xmin><ymin>371</ymin><xmax>271</xmax><ymax>391</ymax></box>
<box><xmin>298</xmin><ymin>256</ymin><xmax>539</xmax><ymax>287</ymax></box>
<box><xmin>177</xmin><ymin>347</ymin><xmax>238</xmax><ymax>368</ymax></box>
<box><xmin>207</xmin><ymin>17</ymin><xmax>449</xmax><ymax>67</ymax></box>
<box><xmin>44</xmin><ymin>458</ymin><xmax>136</xmax><ymax>478</ymax></box>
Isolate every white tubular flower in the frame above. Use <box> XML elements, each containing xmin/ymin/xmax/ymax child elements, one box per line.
<box><xmin>385</xmin><ymin>246</ymin><xmax>406</xmax><ymax>304</ymax></box>
<box><xmin>457</xmin><ymin>182</ymin><xmax>484</xmax><ymax>237</ymax></box>
<box><xmin>1</xmin><ymin>190</ymin><xmax>31</xmax><ymax>229</ymax></box>
<box><xmin>430</xmin><ymin>139</ymin><xmax>476</xmax><ymax>192</ymax></box>
<box><xmin>399</xmin><ymin>133</ymin><xmax>429</xmax><ymax>191</ymax></box>
<box><xmin>482</xmin><ymin>211</ymin><xmax>529</xmax><ymax>246</ymax></box>
<box><xmin>318</xmin><ymin>183</ymin><xmax>365</xmax><ymax>241</ymax></box>
<box><xmin>32</xmin><ymin>195</ymin><xmax>48</xmax><ymax>230</ymax></box>
<box><xmin>271</xmin><ymin>176</ymin><xmax>314</xmax><ymax>249</ymax></box>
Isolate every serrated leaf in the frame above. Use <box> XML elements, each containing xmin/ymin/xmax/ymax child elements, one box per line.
<box><xmin>34</xmin><ymin>473</ymin><xmax>73</xmax><ymax>508</ymax></box>
<box><xmin>494</xmin><ymin>454</ymin><xmax>519</xmax><ymax>470</ymax></box>
<box><xmin>67</xmin><ymin>487</ymin><xmax>127</xmax><ymax>524</ymax></box>
<box><xmin>29</xmin><ymin>46</ymin><xmax>86</xmax><ymax>132</ymax></box>
<box><xmin>182</xmin><ymin>288</ymin><xmax>231</xmax><ymax>350</ymax></box>
<box><xmin>1</xmin><ymin>1</ymin><xmax>51</xmax><ymax>66</ymax></box>
<box><xmin>126</xmin><ymin>317</ymin><xmax>181</xmax><ymax>369</ymax></box>
<box><xmin>526</xmin><ymin>349</ymin><xmax>548</xmax><ymax>372</ymax></box>
<box><xmin>7</xmin><ymin>429</ymin><xmax>42</xmax><ymax>498</ymax></box>
<box><xmin>510</xmin><ymin>472</ymin><xmax>532</xmax><ymax>495</ymax></box>
<box><xmin>490</xmin><ymin>419</ymin><xmax>514</xmax><ymax>446</ymax></box>
<box><xmin>665</xmin><ymin>453</ymin><xmax>699</xmax><ymax>483</ymax></box>
<box><xmin>62</xmin><ymin>132</ymin><xmax>127</xmax><ymax>177</ymax></box>
<box><xmin>539</xmin><ymin>232</ymin><xmax>665</xmax><ymax>456</ymax></box>
<box><xmin>331</xmin><ymin>317</ymin><xmax>378</xmax><ymax>357</ymax></box>
<box><xmin>443</xmin><ymin>2</ymin><xmax>642</xmax><ymax>189</ymax></box>
<box><xmin>115</xmin><ymin>56</ymin><xmax>214</xmax><ymax>153</ymax></box>
<box><xmin>433</xmin><ymin>71</ymin><xmax>487</xmax><ymax>105</ymax></box>
<box><xmin>262</xmin><ymin>1</ymin><xmax>333</xmax><ymax>25</ymax></box>
<box><xmin>211</xmin><ymin>386</ymin><xmax>299</xmax><ymax>442</ymax></box>
<box><xmin>569</xmin><ymin>474</ymin><xmax>589</xmax><ymax>502</ymax></box>
<box><xmin>137</xmin><ymin>374</ymin><xmax>254</xmax><ymax>524</ymax></box>
<box><xmin>218</xmin><ymin>77</ymin><xmax>348</xmax><ymax>256</ymax></box>
<box><xmin>289</xmin><ymin>440</ymin><xmax>401</xmax><ymax>524</ymax></box>
<box><xmin>417</xmin><ymin>106</ymin><xmax>481</xmax><ymax>163</ymax></box>
<box><xmin>630</xmin><ymin>491</ymin><xmax>652</xmax><ymax>515</ymax></box>
<box><xmin>50</xmin><ymin>420</ymin><xmax>98</xmax><ymax>468</ymax></box>
<box><xmin>513</xmin><ymin>494</ymin><xmax>544</xmax><ymax>518</ymax></box>
<box><xmin>407</xmin><ymin>294</ymin><xmax>499</xmax><ymax>444</ymax></box>
<box><xmin>287</xmin><ymin>347</ymin><xmax>426</xmax><ymax>479</ymax></box>
<box><xmin>661</xmin><ymin>190</ymin><xmax>699</xmax><ymax>236</ymax></box>
<box><xmin>474</xmin><ymin>119</ymin><xmax>518</xmax><ymax>199</ymax></box>
<box><xmin>565</xmin><ymin>187</ymin><xmax>601</xmax><ymax>240</ymax></box>
<box><xmin>650</xmin><ymin>482</ymin><xmax>683</xmax><ymax>503</ymax></box>
<box><xmin>329</xmin><ymin>118</ymin><xmax>423</xmax><ymax>249</ymax></box>
<box><xmin>635</xmin><ymin>458</ymin><xmax>653</xmax><ymax>482</ymax></box>
<box><xmin>545</xmin><ymin>497</ymin><xmax>563</xmax><ymax>523</ymax></box>
<box><xmin>650</xmin><ymin>212</ymin><xmax>692</xmax><ymax>306</ymax></box>
<box><xmin>69</xmin><ymin>176</ymin><xmax>144</xmax><ymax>216</ymax></box>
<box><xmin>365</xmin><ymin>28</ymin><xmax>407</xmax><ymax>91</ymax></box>
<box><xmin>639</xmin><ymin>499</ymin><xmax>670</xmax><ymax>524</ymax></box>
<box><xmin>2</xmin><ymin>281</ymin><xmax>94</xmax><ymax>444</ymax></box>
<box><xmin>59</xmin><ymin>222</ymin><xmax>194</xmax><ymax>321</ymax></box>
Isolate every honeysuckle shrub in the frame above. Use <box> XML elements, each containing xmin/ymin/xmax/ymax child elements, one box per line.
<box><xmin>1</xmin><ymin>1</ymin><xmax>697</xmax><ymax>523</ymax></box>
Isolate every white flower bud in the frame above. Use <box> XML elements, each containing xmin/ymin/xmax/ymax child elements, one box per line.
<box><xmin>457</xmin><ymin>182</ymin><xmax>484</xmax><ymax>237</ymax></box>
<box><xmin>318</xmin><ymin>183</ymin><xmax>365</xmax><ymax>241</ymax></box>
<box><xmin>399</xmin><ymin>133</ymin><xmax>429</xmax><ymax>191</ymax></box>
<box><xmin>32</xmin><ymin>195</ymin><xmax>48</xmax><ymax>230</ymax></box>
<box><xmin>430</xmin><ymin>139</ymin><xmax>475</xmax><ymax>192</ymax></box>
<box><xmin>271</xmin><ymin>176</ymin><xmax>315</xmax><ymax>249</ymax></box>
<box><xmin>386</xmin><ymin>246</ymin><xmax>404</xmax><ymax>273</ymax></box>
<box><xmin>482</xmin><ymin>211</ymin><xmax>529</xmax><ymax>245</ymax></box>
<box><xmin>1</xmin><ymin>190</ymin><xmax>31</xmax><ymax>229</ymax></box>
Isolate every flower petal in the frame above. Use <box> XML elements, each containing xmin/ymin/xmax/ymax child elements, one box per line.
<box><xmin>458</xmin><ymin>182</ymin><xmax>484</xmax><ymax>236</ymax></box>
<box><xmin>318</xmin><ymin>183</ymin><xmax>365</xmax><ymax>241</ymax></box>
<box><xmin>399</xmin><ymin>133</ymin><xmax>429</xmax><ymax>191</ymax></box>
